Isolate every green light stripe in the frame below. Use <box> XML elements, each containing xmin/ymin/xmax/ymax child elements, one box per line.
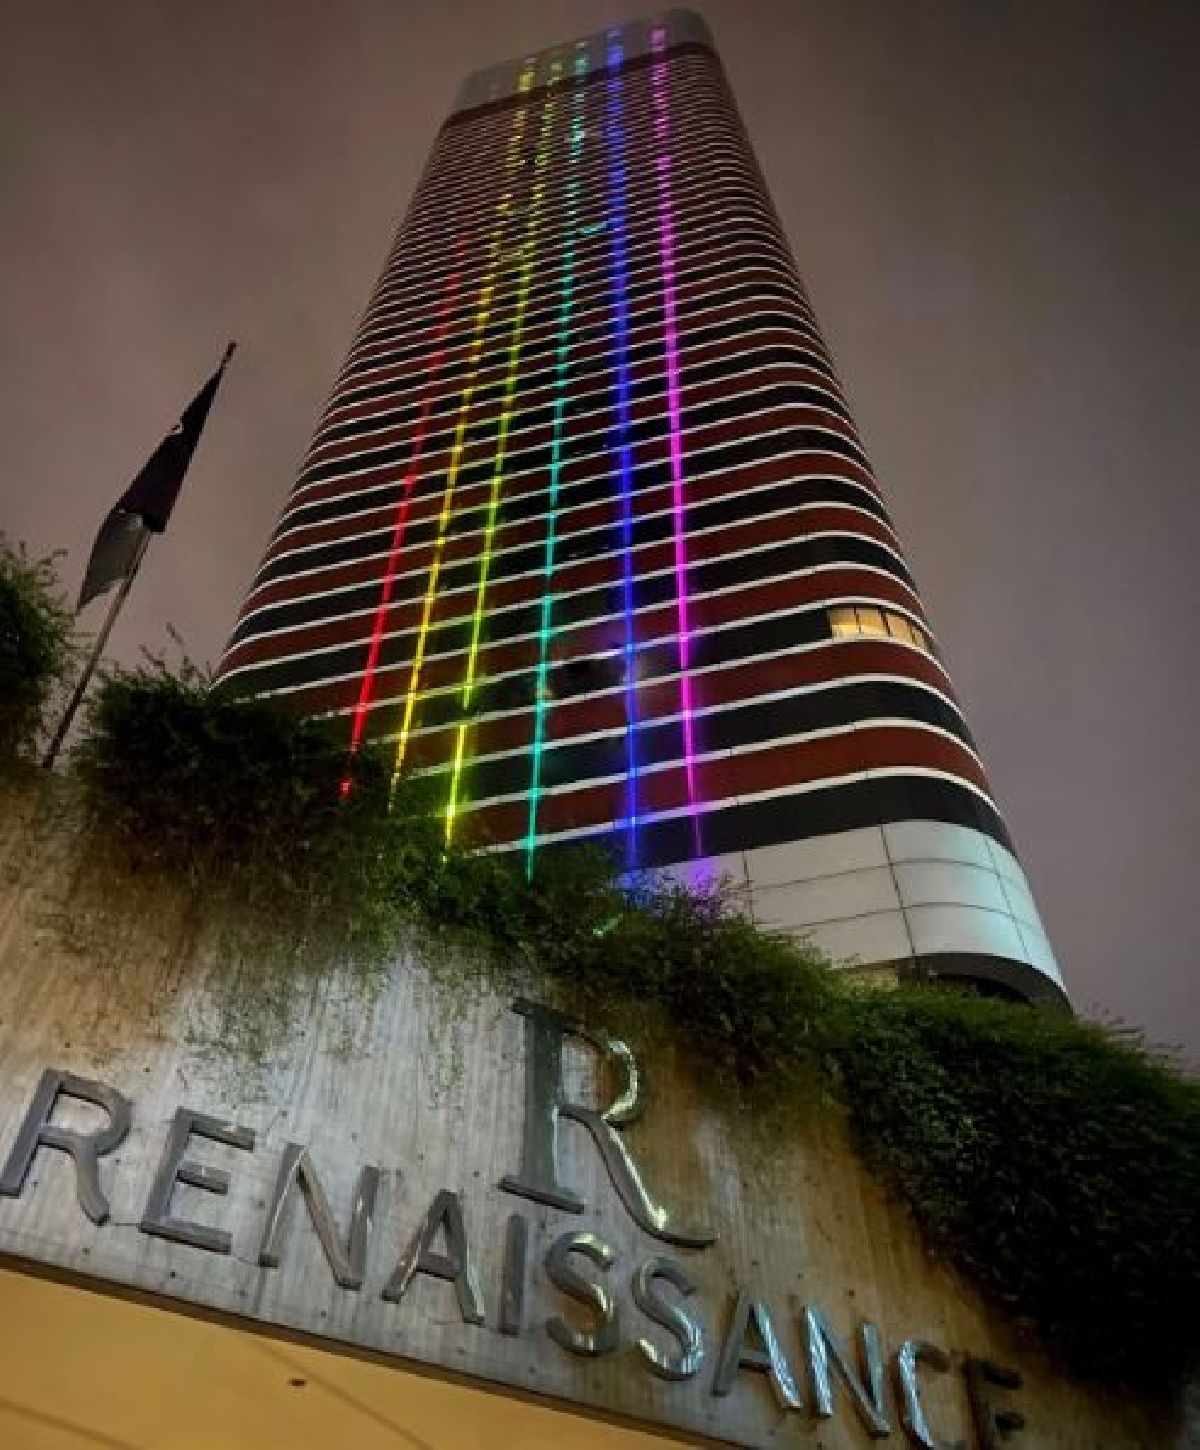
<box><xmin>524</xmin><ymin>48</ymin><xmax>589</xmax><ymax>878</ymax></box>
<box><xmin>444</xmin><ymin>60</ymin><xmax>564</xmax><ymax>843</ymax></box>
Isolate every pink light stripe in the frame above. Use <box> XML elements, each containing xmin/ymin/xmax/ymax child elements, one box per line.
<box><xmin>651</xmin><ymin>28</ymin><xmax>700</xmax><ymax>849</ymax></box>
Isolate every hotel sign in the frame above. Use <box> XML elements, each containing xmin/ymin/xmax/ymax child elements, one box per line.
<box><xmin>0</xmin><ymin>987</ymin><xmax>1036</xmax><ymax>1448</ymax></box>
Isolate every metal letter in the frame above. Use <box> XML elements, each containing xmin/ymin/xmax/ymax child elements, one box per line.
<box><xmin>964</xmin><ymin>1357</ymin><xmax>1025</xmax><ymax>1449</ymax></box>
<box><xmin>803</xmin><ymin>1305</ymin><xmax>890</xmax><ymax>1437</ymax></box>
<box><xmin>499</xmin><ymin>1212</ymin><xmax>528</xmax><ymax>1337</ymax></box>
<box><xmin>500</xmin><ymin>997</ymin><xmax>714</xmax><ymax>1247</ymax></box>
<box><xmin>632</xmin><ymin>1254</ymin><xmax>705</xmax><ymax>1381</ymax></box>
<box><xmin>896</xmin><ymin>1339</ymin><xmax>953</xmax><ymax>1449</ymax></box>
<box><xmin>257</xmin><ymin>1142</ymin><xmax>379</xmax><ymax>1290</ymax></box>
<box><xmin>712</xmin><ymin>1289</ymin><xmax>801</xmax><ymax>1410</ymax></box>
<box><xmin>139</xmin><ymin>1107</ymin><xmax>255</xmax><ymax>1254</ymax></box>
<box><xmin>382</xmin><ymin>1188</ymin><xmax>485</xmax><ymax>1326</ymax></box>
<box><xmin>0</xmin><ymin>1069</ymin><xmax>130</xmax><ymax>1226</ymax></box>
<box><xmin>544</xmin><ymin>1230</ymin><xmax>620</xmax><ymax>1357</ymax></box>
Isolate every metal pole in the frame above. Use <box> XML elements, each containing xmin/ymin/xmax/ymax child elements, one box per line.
<box><xmin>42</xmin><ymin>527</ymin><xmax>151</xmax><ymax>770</ymax></box>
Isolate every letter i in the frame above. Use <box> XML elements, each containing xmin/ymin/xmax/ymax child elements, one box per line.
<box><xmin>500</xmin><ymin>1212</ymin><xmax>528</xmax><ymax>1336</ymax></box>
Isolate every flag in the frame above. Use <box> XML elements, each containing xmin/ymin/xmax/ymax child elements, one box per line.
<box><xmin>77</xmin><ymin>343</ymin><xmax>236</xmax><ymax>610</ymax></box>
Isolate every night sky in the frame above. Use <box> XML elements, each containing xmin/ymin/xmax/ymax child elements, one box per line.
<box><xmin>2</xmin><ymin>1</ymin><xmax>1196</xmax><ymax>1058</ymax></box>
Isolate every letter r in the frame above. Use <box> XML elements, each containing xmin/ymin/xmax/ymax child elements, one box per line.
<box><xmin>500</xmin><ymin>998</ymin><xmax>714</xmax><ymax>1248</ymax></box>
<box><xmin>0</xmin><ymin>1068</ymin><xmax>131</xmax><ymax>1225</ymax></box>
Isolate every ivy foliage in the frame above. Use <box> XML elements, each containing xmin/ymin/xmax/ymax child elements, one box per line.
<box><xmin>69</xmin><ymin>664</ymin><xmax>1199</xmax><ymax>1391</ymax></box>
<box><xmin>71</xmin><ymin>657</ymin><xmax>444</xmax><ymax>969</ymax></box>
<box><xmin>834</xmin><ymin>989</ymin><xmax>1200</xmax><ymax>1388</ymax></box>
<box><xmin>0</xmin><ymin>538</ymin><xmax>76</xmax><ymax>765</ymax></box>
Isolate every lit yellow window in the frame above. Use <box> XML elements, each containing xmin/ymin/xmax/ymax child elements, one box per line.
<box><xmin>885</xmin><ymin>613</ymin><xmax>915</xmax><ymax>645</ymax></box>
<box><xmin>854</xmin><ymin>606</ymin><xmax>888</xmax><ymax>636</ymax></box>
<box><xmin>886</xmin><ymin>612</ymin><xmax>930</xmax><ymax>652</ymax></box>
<box><xmin>828</xmin><ymin>605</ymin><xmax>932</xmax><ymax>654</ymax></box>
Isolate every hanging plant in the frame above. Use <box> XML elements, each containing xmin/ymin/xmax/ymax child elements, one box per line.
<box><xmin>0</xmin><ymin>538</ymin><xmax>76</xmax><ymax>766</ymax></box>
<box><xmin>64</xmin><ymin>660</ymin><xmax>1200</xmax><ymax>1393</ymax></box>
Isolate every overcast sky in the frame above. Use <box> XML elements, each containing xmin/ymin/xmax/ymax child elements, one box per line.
<box><xmin>2</xmin><ymin>0</ymin><xmax>1196</xmax><ymax>1058</ymax></box>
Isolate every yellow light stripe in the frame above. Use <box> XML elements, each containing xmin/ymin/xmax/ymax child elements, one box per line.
<box><xmin>390</xmin><ymin>64</ymin><xmax>537</xmax><ymax>797</ymax></box>
<box><xmin>444</xmin><ymin>61</ymin><xmax>564</xmax><ymax>842</ymax></box>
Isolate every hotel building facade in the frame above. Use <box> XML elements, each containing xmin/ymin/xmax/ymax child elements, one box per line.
<box><xmin>218</xmin><ymin>10</ymin><xmax>1064</xmax><ymax>1006</ymax></box>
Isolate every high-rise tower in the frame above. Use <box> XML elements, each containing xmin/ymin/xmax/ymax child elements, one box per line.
<box><xmin>219</xmin><ymin>11</ymin><xmax>1064</xmax><ymax>1004</ymax></box>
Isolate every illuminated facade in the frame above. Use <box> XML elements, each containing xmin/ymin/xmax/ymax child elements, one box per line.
<box><xmin>219</xmin><ymin>11</ymin><xmax>1064</xmax><ymax>1004</ymax></box>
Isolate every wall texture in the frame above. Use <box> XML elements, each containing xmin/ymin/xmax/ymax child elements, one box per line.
<box><xmin>0</xmin><ymin>780</ymin><xmax>1173</xmax><ymax>1448</ymax></box>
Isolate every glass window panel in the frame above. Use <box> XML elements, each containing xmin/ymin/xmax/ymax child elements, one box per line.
<box><xmin>854</xmin><ymin>606</ymin><xmax>888</xmax><ymax>636</ymax></box>
<box><xmin>885</xmin><ymin>612</ymin><xmax>915</xmax><ymax>644</ymax></box>
<box><xmin>828</xmin><ymin>606</ymin><xmax>859</xmax><ymax>637</ymax></box>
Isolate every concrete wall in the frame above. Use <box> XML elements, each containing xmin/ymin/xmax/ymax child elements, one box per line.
<box><xmin>0</xmin><ymin>779</ymin><xmax>1169</xmax><ymax>1448</ymax></box>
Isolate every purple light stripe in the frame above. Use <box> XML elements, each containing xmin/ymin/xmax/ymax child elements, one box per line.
<box><xmin>651</xmin><ymin>26</ymin><xmax>701</xmax><ymax>855</ymax></box>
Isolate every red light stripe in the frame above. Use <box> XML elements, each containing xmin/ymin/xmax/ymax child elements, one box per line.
<box><xmin>342</xmin><ymin>245</ymin><xmax>465</xmax><ymax>780</ymax></box>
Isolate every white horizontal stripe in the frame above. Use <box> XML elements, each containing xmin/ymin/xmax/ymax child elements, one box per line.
<box><xmin>303</xmin><ymin>323</ymin><xmax>841</xmax><ymax>486</ymax></box>
<box><xmin>332</xmin><ymin>249</ymin><xmax>821</xmax><ymax>418</ymax></box>
<box><xmin>309</xmin><ymin>326</ymin><xmax>836</xmax><ymax>498</ymax></box>
<box><xmin>410</xmin><ymin>76</ymin><xmax>755</xmax><ymax>238</ymax></box>
<box><xmin>298</xmin><ymin>355</ymin><xmax>848</xmax><ymax>495</ymax></box>
<box><xmin>310</xmin><ymin>624</ymin><xmax>944</xmax><ymax>744</ymax></box>
<box><xmin>359</xmin><ymin>164</ymin><xmax>805</xmax><ymax>337</ymax></box>
<box><xmin>241</xmin><ymin>424</ymin><xmax>883</xmax><ymax>608</ymax></box>
<box><xmin>383</xmin><ymin>669</ymin><xmax>961</xmax><ymax>771</ymax></box>
<box><xmin>222</xmin><ymin>518</ymin><xmax>912</xmax><ymax>679</ymax></box>
<box><xmin>382</xmin><ymin>79</ymin><xmax>762</xmax><ymax>267</ymax></box>
<box><xmin>346</xmin><ymin>243</ymin><xmax>808</xmax><ymax>397</ymax></box>
<box><xmin>270</xmin><ymin>434</ymin><xmax>870</xmax><ymax>577</ymax></box>
<box><xmin>237</xmin><ymin>595</ymin><xmax>941</xmax><ymax>737</ymax></box>
<box><xmin>415</xmin><ymin>73</ymin><xmax>740</xmax><ymax>200</ymax></box>
<box><xmin>323</xmin><ymin>274</ymin><xmax>828</xmax><ymax>467</ymax></box>
<box><xmin>448</xmin><ymin>718</ymin><xmax>982</xmax><ymax>813</ymax></box>
<box><xmin>230</xmin><ymin>473</ymin><xmax>896</xmax><ymax>641</ymax></box>
<box><xmin>351</xmin><ymin>168</ymin><xmax>806</xmax><ymax>347</ymax></box>
<box><xmin>366</xmin><ymin>151</ymin><xmax>801</xmax><ymax>311</ymax></box>
<box><xmin>426</xmin><ymin>62</ymin><xmax>736</xmax><ymax>175</ymax></box>
<box><xmin>289</xmin><ymin>340</ymin><xmax>850</xmax><ymax>516</ymax></box>
<box><xmin>264</xmin><ymin>395</ymin><xmax>872</xmax><ymax>577</ymax></box>
<box><xmin>349</xmin><ymin>195</ymin><xmax>805</xmax><ymax>371</ymax></box>
<box><xmin>268</xmin><ymin>463</ymin><xmax>875</xmax><ymax>590</ymax></box>
<box><xmin>483</xmin><ymin>767</ymin><xmax>1000</xmax><ymax>853</ymax></box>
<box><xmin>233</xmin><ymin>523</ymin><xmax>907</xmax><ymax>695</ymax></box>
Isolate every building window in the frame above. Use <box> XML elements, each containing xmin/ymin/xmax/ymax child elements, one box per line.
<box><xmin>828</xmin><ymin>605</ymin><xmax>929</xmax><ymax>653</ymax></box>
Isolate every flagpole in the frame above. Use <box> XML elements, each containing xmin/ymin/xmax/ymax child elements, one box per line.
<box><xmin>42</xmin><ymin>527</ymin><xmax>151</xmax><ymax>771</ymax></box>
<box><xmin>46</xmin><ymin>340</ymin><xmax>237</xmax><ymax>770</ymax></box>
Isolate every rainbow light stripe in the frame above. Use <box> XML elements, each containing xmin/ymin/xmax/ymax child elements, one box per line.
<box><xmin>341</xmin><ymin>243</ymin><xmax>464</xmax><ymax>792</ymax></box>
<box><xmin>355</xmin><ymin>34</ymin><xmax>702</xmax><ymax>866</ymax></box>
<box><xmin>524</xmin><ymin>46</ymin><xmax>590</xmax><ymax>879</ymax></box>
<box><xmin>650</xmin><ymin>26</ymin><xmax>700</xmax><ymax>854</ymax></box>
<box><xmin>444</xmin><ymin>60</ymin><xmax>564</xmax><ymax>843</ymax></box>
<box><xmin>390</xmin><ymin>63</ymin><xmax>538</xmax><ymax>796</ymax></box>
<box><xmin>606</xmin><ymin>33</ymin><xmax>641</xmax><ymax>871</ymax></box>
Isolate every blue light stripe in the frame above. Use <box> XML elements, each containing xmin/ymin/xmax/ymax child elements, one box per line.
<box><xmin>606</xmin><ymin>34</ymin><xmax>640</xmax><ymax>871</ymax></box>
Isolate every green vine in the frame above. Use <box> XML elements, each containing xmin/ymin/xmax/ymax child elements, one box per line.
<box><xmin>833</xmin><ymin>989</ymin><xmax>1199</xmax><ymax>1390</ymax></box>
<box><xmin>61</xmin><ymin>662</ymin><xmax>1200</xmax><ymax>1392</ymax></box>
<box><xmin>0</xmin><ymin>537</ymin><xmax>76</xmax><ymax>766</ymax></box>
